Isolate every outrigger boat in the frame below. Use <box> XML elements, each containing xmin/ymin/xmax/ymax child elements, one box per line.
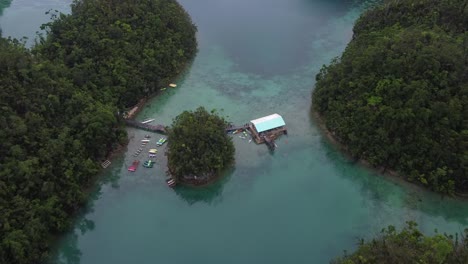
<box><xmin>143</xmin><ymin>160</ymin><xmax>155</xmax><ymax>168</ymax></box>
<box><xmin>128</xmin><ymin>160</ymin><xmax>140</xmax><ymax>172</ymax></box>
<box><xmin>148</xmin><ymin>149</ymin><xmax>158</xmax><ymax>154</ymax></box>
<box><xmin>141</xmin><ymin>119</ymin><xmax>155</xmax><ymax>124</ymax></box>
<box><xmin>156</xmin><ymin>137</ymin><xmax>167</xmax><ymax>146</ymax></box>
<box><xmin>166</xmin><ymin>177</ymin><xmax>176</xmax><ymax>187</ymax></box>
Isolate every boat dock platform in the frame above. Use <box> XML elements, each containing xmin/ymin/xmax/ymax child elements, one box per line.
<box><xmin>225</xmin><ymin>124</ymin><xmax>249</xmax><ymax>133</ymax></box>
<box><xmin>262</xmin><ymin>135</ymin><xmax>277</xmax><ymax>151</ymax></box>
<box><xmin>125</xmin><ymin>119</ymin><xmax>167</xmax><ymax>134</ymax></box>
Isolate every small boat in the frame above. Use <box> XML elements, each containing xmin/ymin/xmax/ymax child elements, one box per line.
<box><xmin>149</xmin><ymin>154</ymin><xmax>157</xmax><ymax>158</ymax></box>
<box><xmin>166</xmin><ymin>178</ymin><xmax>176</xmax><ymax>187</ymax></box>
<box><xmin>149</xmin><ymin>148</ymin><xmax>158</xmax><ymax>154</ymax></box>
<box><xmin>128</xmin><ymin>160</ymin><xmax>140</xmax><ymax>172</ymax></box>
<box><xmin>144</xmin><ymin>135</ymin><xmax>151</xmax><ymax>139</ymax></box>
<box><xmin>169</xmin><ymin>83</ymin><xmax>177</xmax><ymax>88</ymax></box>
<box><xmin>156</xmin><ymin>137</ymin><xmax>167</xmax><ymax>146</ymax></box>
<box><xmin>141</xmin><ymin>119</ymin><xmax>155</xmax><ymax>124</ymax></box>
<box><xmin>141</xmin><ymin>139</ymin><xmax>150</xmax><ymax>143</ymax></box>
<box><xmin>143</xmin><ymin>160</ymin><xmax>155</xmax><ymax>168</ymax></box>
<box><xmin>160</xmin><ymin>88</ymin><xmax>166</xmax><ymax>91</ymax></box>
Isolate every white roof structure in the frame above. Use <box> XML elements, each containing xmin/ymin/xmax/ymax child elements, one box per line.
<box><xmin>250</xmin><ymin>113</ymin><xmax>286</xmax><ymax>133</ymax></box>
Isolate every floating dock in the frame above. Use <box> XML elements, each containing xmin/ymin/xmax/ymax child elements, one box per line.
<box><xmin>227</xmin><ymin>114</ymin><xmax>287</xmax><ymax>151</ymax></box>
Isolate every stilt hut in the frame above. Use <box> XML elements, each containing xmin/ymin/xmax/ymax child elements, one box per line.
<box><xmin>249</xmin><ymin>113</ymin><xmax>287</xmax><ymax>145</ymax></box>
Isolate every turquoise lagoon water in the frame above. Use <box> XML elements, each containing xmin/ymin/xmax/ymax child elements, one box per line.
<box><xmin>1</xmin><ymin>0</ymin><xmax>468</xmax><ymax>263</ymax></box>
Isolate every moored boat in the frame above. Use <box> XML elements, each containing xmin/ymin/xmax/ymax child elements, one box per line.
<box><xmin>166</xmin><ymin>178</ymin><xmax>176</xmax><ymax>187</ymax></box>
<box><xmin>156</xmin><ymin>137</ymin><xmax>167</xmax><ymax>146</ymax></box>
<box><xmin>149</xmin><ymin>148</ymin><xmax>158</xmax><ymax>154</ymax></box>
<box><xmin>128</xmin><ymin>160</ymin><xmax>140</xmax><ymax>172</ymax></box>
<box><xmin>143</xmin><ymin>160</ymin><xmax>155</xmax><ymax>168</ymax></box>
<box><xmin>141</xmin><ymin>119</ymin><xmax>155</xmax><ymax>124</ymax></box>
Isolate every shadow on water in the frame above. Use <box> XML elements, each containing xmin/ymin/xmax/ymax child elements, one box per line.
<box><xmin>52</xmin><ymin>217</ymin><xmax>96</xmax><ymax>264</ymax></box>
<box><xmin>174</xmin><ymin>168</ymin><xmax>234</xmax><ymax>205</ymax></box>
<box><xmin>49</xmin><ymin>156</ymin><xmax>126</xmax><ymax>264</ymax></box>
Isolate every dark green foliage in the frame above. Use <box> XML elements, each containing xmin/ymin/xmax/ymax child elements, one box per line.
<box><xmin>36</xmin><ymin>0</ymin><xmax>197</xmax><ymax>108</ymax></box>
<box><xmin>313</xmin><ymin>0</ymin><xmax>468</xmax><ymax>194</ymax></box>
<box><xmin>0</xmin><ymin>37</ymin><xmax>109</xmax><ymax>264</ymax></box>
<box><xmin>167</xmin><ymin>107</ymin><xmax>235</xmax><ymax>181</ymax></box>
<box><xmin>353</xmin><ymin>0</ymin><xmax>468</xmax><ymax>35</ymax></box>
<box><xmin>0</xmin><ymin>0</ymin><xmax>197</xmax><ymax>263</ymax></box>
<box><xmin>332</xmin><ymin>222</ymin><xmax>468</xmax><ymax>264</ymax></box>
<box><xmin>0</xmin><ymin>0</ymin><xmax>12</xmax><ymax>16</ymax></box>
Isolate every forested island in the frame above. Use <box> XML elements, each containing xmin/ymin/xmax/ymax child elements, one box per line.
<box><xmin>167</xmin><ymin>107</ymin><xmax>235</xmax><ymax>185</ymax></box>
<box><xmin>313</xmin><ymin>0</ymin><xmax>467</xmax><ymax>195</ymax></box>
<box><xmin>0</xmin><ymin>0</ymin><xmax>197</xmax><ymax>263</ymax></box>
<box><xmin>315</xmin><ymin>0</ymin><xmax>468</xmax><ymax>262</ymax></box>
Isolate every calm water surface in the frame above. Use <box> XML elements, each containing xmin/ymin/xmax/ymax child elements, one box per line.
<box><xmin>2</xmin><ymin>0</ymin><xmax>468</xmax><ymax>263</ymax></box>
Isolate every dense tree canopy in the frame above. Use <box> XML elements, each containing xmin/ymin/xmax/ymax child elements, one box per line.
<box><xmin>37</xmin><ymin>0</ymin><xmax>197</xmax><ymax>108</ymax></box>
<box><xmin>167</xmin><ymin>107</ymin><xmax>235</xmax><ymax>184</ymax></box>
<box><xmin>0</xmin><ymin>0</ymin><xmax>197</xmax><ymax>263</ymax></box>
<box><xmin>312</xmin><ymin>0</ymin><xmax>468</xmax><ymax>194</ymax></box>
<box><xmin>332</xmin><ymin>222</ymin><xmax>468</xmax><ymax>264</ymax></box>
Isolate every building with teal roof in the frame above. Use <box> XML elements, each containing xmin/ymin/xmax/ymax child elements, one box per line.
<box><xmin>249</xmin><ymin>113</ymin><xmax>287</xmax><ymax>145</ymax></box>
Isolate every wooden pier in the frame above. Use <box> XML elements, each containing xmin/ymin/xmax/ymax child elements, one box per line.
<box><xmin>125</xmin><ymin>113</ymin><xmax>287</xmax><ymax>151</ymax></box>
<box><xmin>225</xmin><ymin>124</ymin><xmax>249</xmax><ymax>133</ymax></box>
<box><xmin>127</xmin><ymin>120</ymin><xmax>247</xmax><ymax>135</ymax></box>
<box><xmin>125</xmin><ymin>119</ymin><xmax>167</xmax><ymax>134</ymax></box>
<box><xmin>262</xmin><ymin>135</ymin><xmax>276</xmax><ymax>151</ymax></box>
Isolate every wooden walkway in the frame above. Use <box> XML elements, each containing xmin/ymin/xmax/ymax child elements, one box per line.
<box><xmin>225</xmin><ymin>124</ymin><xmax>249</xmax><ymax>133</ymax></box>
<box><xmin>126</xmin><ymin>119</ymin><xmax>280</xmax><ymax>151</ymax></box>
<box><xmin>126</xmin><ymin>120</ymin><xmax>248</xmax><ymax>135</ymax></box>
<box><xmin>125</xmin><ymin>119</ymin><xmax>167</xmax><ymax>134</ymax></box>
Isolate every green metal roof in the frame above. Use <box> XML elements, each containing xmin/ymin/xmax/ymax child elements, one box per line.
<box><xmin>250</xmin><ymin>113</ymin><xmax>285</xmax><ymax>133</ymax></box>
